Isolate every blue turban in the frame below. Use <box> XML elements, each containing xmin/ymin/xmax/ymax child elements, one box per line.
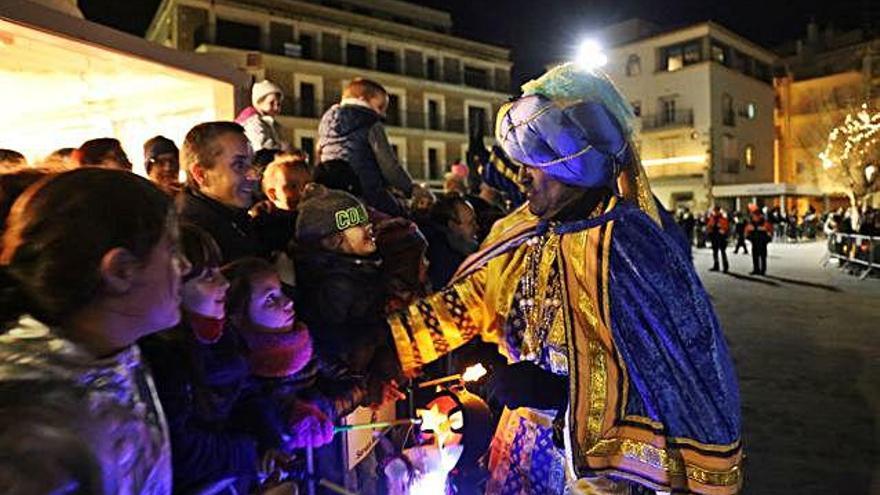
<box><xmin>496</xmin><ymin>63</ymin><xmax>635</xmax><ymax>188</ymax></box>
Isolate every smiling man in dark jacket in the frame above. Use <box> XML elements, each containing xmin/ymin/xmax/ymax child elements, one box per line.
<box><xmin>177</xmin><ymin>121</ymin><xmax>267</xmax><ymax>263</ymax></box>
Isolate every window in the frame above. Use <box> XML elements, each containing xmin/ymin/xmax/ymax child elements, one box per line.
<box><xmin>298</xmin><ymin>82</ymin><xmax>316</xmax><ymax>118</ymax></box>
<box><xmin>216</xmin><ymin>18</ymin><xmax>261</xmax><ymax>50</ymax></box>
<box><xmin>711</xmin><ymin>41</ymin><xmax>728</xmax><ymax>65</ymax></box>
<box><xmin>376</xmin><ymin>49</ymin><xmax>397</xmax><ymax>73</ymax></box>
<box><xmin>722</xmin><ymin>134</ymin><xmax>738</xmax><ymax>173</ymax></box>
<box><xmin>665</xmin><ymin>46</ymin><xmax>683</xmax><ymax>71</ymax></box>
<box><xmin>744</xmin><ymin>102</ymin><xmax>757</xmax><ymax>120</ymax></box>
<box><xmin>467</xmin><ymin>105</ymin><xmax>488</xmax><ymax>136</ymax></box>
<box><xmin>743</xmin><ymin>145</ymin><xmax>755</xmax><ymax>168</ymax></box>
<box><xmin>426</xmin><ymin>57</ymin><xmax>439</xmax><ymax>80</ymax></box>
<box><xmin>427</xmin><ymin>99</ymin><xmax>441</xmax><ymax>130</ymax></box>
<box><xmin>299</xmin><ymin>34</ymin><xmax>314</xmax><ymax>59</ymax></box>
<box><xmin>683</xmin><ymin>42</ymin><xmax>701</xmax><ymax>65</ymax></box>
<box><xmin>464</xmin><ymin>66</ymin><xmax>489</xmax><ymax>89</ymax></box>
<box><xmin>300</xmin><ymin>137</ymin><xmax>315</xmax><ymax>164</ymax></box>
<box><xmin>661</xmin><ymin>39</ymin><xmax>701</xmax><ymax>72</ymax></box>
<box><xmin>346</xmin><ymin>43</ymin><xmax>368</xmax><ymax>68</ymax></box>
<box><xmin>626</xmin><ymin>54</ymin><xmax>641</xmax><ymax>77</ymax></box>
<box><xmin>661</xmin><ymin>98</ymin><xmax>676</xmax><ymax>124</ymax></box>
<box><xmin>427</xmin><ymin>147</ymin><xmax>441</xmax><ymax>179</ymax></box>
<box><xmin>386</xmin><ymin>94</ymin><xmax>401</xmax><ymax>126</ymax></box>
<box><xmin>722</xmin><ymin>93</ymin><xmax>735</xmax><ymax>126</ymax></box>
<box><xmin>631</xmin><ymin>100</ymin><xmax>641</xmax><ymax>117</ymax></box>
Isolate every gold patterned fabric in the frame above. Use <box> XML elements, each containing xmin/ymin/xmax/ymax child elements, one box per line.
<box><xmin>388</xmin><ymin>199</ymin><xmax>742</xmax><ymax>494</ymax></box>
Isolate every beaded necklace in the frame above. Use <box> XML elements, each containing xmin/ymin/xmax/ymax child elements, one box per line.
<box><xmin>518</xmin><ymin>231</ymin><xmax>563</xmax><ymax>362</ymax></box>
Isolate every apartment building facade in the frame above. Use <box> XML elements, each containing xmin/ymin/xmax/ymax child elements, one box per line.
<box><xmin>774</xmin><ymin>22</ymin><xmax>880</xmax><ymax>212</ymax></box>
<box><xmin>600</xmin><ymin>20</ymin><xmax>777</xmax><ymax>212</ymax></box>
<box><xmin>146</xmin><ymin>0</ymin><xmax>512</xmax><ymax>183</ymax></box>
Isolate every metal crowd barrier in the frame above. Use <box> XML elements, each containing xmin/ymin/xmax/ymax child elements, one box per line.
<box><xmin>824</xmin><ymin>232</ymin><xmax>879</xmax><ymax>280</ymax></box>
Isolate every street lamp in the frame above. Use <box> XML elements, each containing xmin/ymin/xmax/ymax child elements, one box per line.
<box><xmin>575</xmin><ymin>39</ymin><xmax>607</xmax><ymax>71</ymax></box>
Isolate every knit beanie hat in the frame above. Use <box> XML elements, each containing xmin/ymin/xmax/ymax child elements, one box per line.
<box><xmin>295</xmin><ymin>183</ymin><xmax>370</xmax><ymax>243</ymax></box>
<box><xmin>252</xmin><ymin>80</ymin><xmax>283</xmax><ymax>107</ymax></box>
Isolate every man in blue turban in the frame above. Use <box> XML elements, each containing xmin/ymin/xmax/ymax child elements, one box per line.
<box><xmin>388</xmin><ymin>64</ymin><xmax>742</xmax><ymax>494</ymax></box>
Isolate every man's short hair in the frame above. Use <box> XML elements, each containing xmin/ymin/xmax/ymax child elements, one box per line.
<box><xmin>181</xmin><ymin>121</ymin><xmax>245</xmax><ymax>184</ymax></box>
<box><xmin>430</xmin><ymin>193</ymin><xmax>472</xmax><ymax>227</ymax></box>
<box><xmin>343</xmin><ymin>78</ymin><xmax>387</xmax><ymax>100</ymax></box>
<box><xmin>261</xmin><ymin>153</ymin><xmax>310</xmax><ymax>194</ymax></box>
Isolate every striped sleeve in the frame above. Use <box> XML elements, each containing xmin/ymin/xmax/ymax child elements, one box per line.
<box><xmin>388</xmin><ymin>267</ymin><xmax>489</xmax><ymax>373</ymax></box>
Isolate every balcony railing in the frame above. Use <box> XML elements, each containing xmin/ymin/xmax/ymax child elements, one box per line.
<box><xmin>281</xmin><ymin>99</ymin><xmax>468</xmax><ymax>133</ymax></box>
<box><xmin>640</xmin><ymin>109</ymin><xmax>694</xmax><ymax>131</ymax></box>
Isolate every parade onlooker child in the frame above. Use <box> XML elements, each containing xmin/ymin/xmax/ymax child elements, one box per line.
<box><xmin>221</xmin><ymin>257</ymin><xmax>335</xmax><ymax>451</ymax></box>
<box><xmin>236</xmin><ymin>80</ymin><xmax>291</xmax><ymax>153</ymax></box>
<box><xmin>140</xmin><ymin>223</ymin><xmax>285</xmax><ymax>494</ymax></box>
<box><xmin>293</xmin><ymin>184</ymin><xmax>402</xmax><ymax>401</ymax></box>
<box><xmin>0</xmin><ymin>168</ymin><xmax>183</xmax><ymax>493</ymax></box>
<box><xmin>317</xmin><ymin>78</ymin><xmax>413</xmax><ymax>217</ymax></box>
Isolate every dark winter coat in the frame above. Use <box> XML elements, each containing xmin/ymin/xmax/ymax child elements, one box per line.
<box><xmin>294</xmin><ymin>249</ymin><xmax>399</xmax><ymax>403</ymax></box>
<box><xmin>317</xmin><ymin>103</ymin><xmax>412</xmax><ymax>217</ymax></box>
<box><xmin>418</xmin><ymin>221</ymin><xmax>477</xmax><ymax>289</ymax></box>
<box><xmin>177</xmin><ymin>187</ymin><xmax>266</xmax><ymax>263</ymax></box>
<box><xmin>140</xmin><ymin>324</ymin><xmax>282</xmax><ymax>494</ymax></box>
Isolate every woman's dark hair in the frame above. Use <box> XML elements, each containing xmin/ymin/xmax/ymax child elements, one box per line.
<box><xmin>0</xmin><ymin>169</ymin><xmax>53</xmax><ymax>232</ymax></box>
<box><xmin>221</xmin><ymin>257</ymin><xmax>276</xmax><ymax>326</ymax></box>
<box><xmin>179</xmin><ymin>223</ymin><xmax>222</xmax><ymax>283</ymax></box>
<box><xmin>0</xmin><ymin>168</ymin><xmax>173</xmax><ymax>329</ymax></box>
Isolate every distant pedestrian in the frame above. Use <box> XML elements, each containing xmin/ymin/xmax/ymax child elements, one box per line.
<box><xmin>746</xmin><ymin>206</ymin><xmax>773</xmax><ymax>275</ymax></box>
<box><xmin>707</xmin><ymin>206</ymin><xmax>730</xmax><ymax>272</ymax></box>
<box><xmin>733</xmin><ymin>212</ymin><xmax>749</xmax><ymax>254</ymax></box>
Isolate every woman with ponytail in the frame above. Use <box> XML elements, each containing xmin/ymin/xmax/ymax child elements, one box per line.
<box><xmin>0</xmin><ymin>168</ymin><xmax>188</xmax><ymax>494</ymax></box>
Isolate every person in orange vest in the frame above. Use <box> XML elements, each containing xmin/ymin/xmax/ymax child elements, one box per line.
<box><xmin>707</xmin><ymin>205</ymin><xmax>730</xmax><ymax>272</ymax></box>
<box><xmin>745</xmin><ymin>204</ymin><xmax>773</xmax><ymax>275</ymax></box>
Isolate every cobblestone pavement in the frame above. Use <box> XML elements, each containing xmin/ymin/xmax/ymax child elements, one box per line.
<box><xmin>692</xmin><ymin>241</ymin><xmax>879</xmax><ymax>494</ymax></box>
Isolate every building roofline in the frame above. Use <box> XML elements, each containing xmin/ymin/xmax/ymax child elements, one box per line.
<box><xmin>145</xmin><ymin>0</ymin><xmax>510</xmax><ymax>62</ymax></box>
<box><xmin>608</xmin><ymin>19</ymin><xmax>777</xmax><ymax>61</ymax></box>
<box><xmin>3</xmin><ymin>0</ymin><xmax>249</xmax><ymax>86</ymax></box>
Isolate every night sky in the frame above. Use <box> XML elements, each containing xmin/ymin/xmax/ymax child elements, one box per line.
<box><xmin>80</xmin><ymin>0</ymin><xmax>876</xmax><ymax>86</ymax></box>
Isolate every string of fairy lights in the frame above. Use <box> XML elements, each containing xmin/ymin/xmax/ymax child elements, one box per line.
<box><xmin>819</xmin><ymin>102</ymin><xmax>880</xmax><ymax>172</ymax></box>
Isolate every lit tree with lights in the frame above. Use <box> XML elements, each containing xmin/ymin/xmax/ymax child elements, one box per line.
<box><xmin>817</xmin><ymin>103</ymin><xmax>880</xmax><ymax>228</ymax></box>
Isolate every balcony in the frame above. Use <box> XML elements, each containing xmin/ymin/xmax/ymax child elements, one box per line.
<box><xmin>280</xmin><ymin>99</ymin><xmax>467</xmax><ymax>133</ymax></box>
<box><xmin>640</xmin><ymin>109</ymin><xmax>694</xmax><ymax>131</ymax></box>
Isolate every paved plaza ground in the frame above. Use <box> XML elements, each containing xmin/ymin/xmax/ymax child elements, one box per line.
<box><xmin>692</xmin><ymin>241</ymin><xmax>879</xmax><ymax>494</ymax></box>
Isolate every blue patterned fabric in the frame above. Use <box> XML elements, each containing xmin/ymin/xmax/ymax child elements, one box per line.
<box><xmin>480</xmin><ymin>145</ymin><xmax>527</xmax><ymax>207</ymax></box>
<box><xmin>607</xmin><ymin>204</ymin><xmax>741</xmax><ymax>445</ymax></box>
<box><xmin>495</xmin><ymin>414</ymin><xmax>566</xmax><ymax>495</ymax></box>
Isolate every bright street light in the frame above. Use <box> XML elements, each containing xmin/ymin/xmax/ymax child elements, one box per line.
<box><xmin>575</xmin><ymin>39</ymin><xmax>608</xmax><ymax>71</ymax></box>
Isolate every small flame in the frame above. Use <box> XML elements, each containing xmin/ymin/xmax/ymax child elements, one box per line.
<box><xmin>461</xmin><ymin>363</ymin><xmax>487</xmax><ymax>382</ymax></box>
<box><xmin>417</xmin><ymin>404</ymin><xmax>452</xmax><ymax>449</ymax></box>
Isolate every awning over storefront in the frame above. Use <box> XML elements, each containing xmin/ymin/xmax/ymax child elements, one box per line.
<box><xmin>0</xmin><ymin>0</ymin><xmax>249</xmax><ymax>174</ymax></box>
<box><xmin>712</xmin><ymin>182</ymin><xmax>828</xmax><ymax>198</ymax></box>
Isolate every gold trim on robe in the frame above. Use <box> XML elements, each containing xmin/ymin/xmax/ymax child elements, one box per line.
<box><xmin>388</xmin><ymin>199</ymin><xmax>743</xmax><ymax>494</ymax></box>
